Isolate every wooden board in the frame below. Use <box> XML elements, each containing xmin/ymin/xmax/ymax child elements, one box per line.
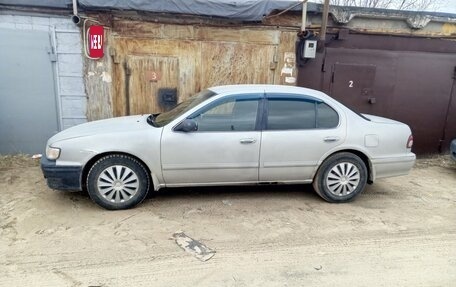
<box><xmin>201</xmin><ymin>42</ymin><xmax>276</xmax><ymax>88</ymax></box>
<box><xmin>106</xmin><ymin>24</ymin><xmax>295</xmax><ymax>117</ymax></box>
<box><xmin>126</xmin><ymin>55</ymin><xmax>179</xmax><ymax>115</ymax></box>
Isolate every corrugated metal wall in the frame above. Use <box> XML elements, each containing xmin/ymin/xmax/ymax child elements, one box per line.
<box><xmin>0</xmin><ymin>13</ymin><xmax>87</xmax><ymax>154</ymax></box>
<box><xmin>0</xmin><ymin>28</ymin><xmax>59</xmax><ymax>154</ymax></box>
<box><xmin>54</xmin><ymin>24</ymin><xmax>87</xmax><ymax>129</ymax></box>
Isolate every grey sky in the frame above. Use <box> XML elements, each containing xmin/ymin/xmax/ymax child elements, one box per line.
<box><xmin>307</xmin><ymin>0</ymin><xmax>456</xmax><ymax>14</ymax></box>
<box><xmin>436</xmin><ymin>0</ymin><xmax>456</xmax><ymax>13</ymax></box>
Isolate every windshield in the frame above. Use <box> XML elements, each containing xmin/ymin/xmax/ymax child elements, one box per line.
<box><xmin>152</xmin><ymin>89</ymin><xmax>216</xmax><ymax>127</ymax></box>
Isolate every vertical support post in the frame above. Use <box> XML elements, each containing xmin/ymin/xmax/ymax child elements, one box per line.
<box><xmin>124</xmin><ymin>62</ymin><xmax>131</xmax><ymax>116</ymax></box>
<box><xmin>301</xmin><ymin>0</ymin><xmax>307</xmax><ymax>32</ymax></box>
<box><xmin>320</xmin><ymin>0</ymin><xmax>330</xmax><ymax>41</ymax></box>
<box><xmin>51</xmin><ymin>26</ymin><xmax>64</xmax><ymax>131</ymax></box>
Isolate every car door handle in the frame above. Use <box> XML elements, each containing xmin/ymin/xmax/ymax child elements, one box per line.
<box><xmin>324</xmin><ymin>136</ymin><xmax>340</xmax><ymax>142</ymax></box>
<box><xmin>240</xmin><ymin>138</ymin><xmax>256</xmax><ymax>144</ymax></box>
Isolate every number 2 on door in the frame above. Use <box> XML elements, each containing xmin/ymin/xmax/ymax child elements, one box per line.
<box><xmin>348</xmin><ymin>81</ymin><xmax>354</xmax><ymax>88</ymax></box>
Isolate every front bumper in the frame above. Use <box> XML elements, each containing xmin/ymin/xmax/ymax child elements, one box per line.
<box><xmin>40</xmin><ymin>157</ymin><xmax>82</xmax><ymax>191</ymax></box>
<box><xmin>451</xmin><ymin>139</ymin><xmax>456</xmax><ymax>161</ymax></box>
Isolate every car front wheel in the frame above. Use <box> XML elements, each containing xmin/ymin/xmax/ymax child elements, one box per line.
<box><xmin>313</xmin><ymin>152</ymin><xmax>367</xmax><ymax>203</ymax></box>
<box><xmin>86</xmin><ymin>154</ymin><xmax>150</xmax><ymax>210</ymax></box>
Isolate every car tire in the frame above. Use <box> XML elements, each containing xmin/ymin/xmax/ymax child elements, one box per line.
<box><xmin>313</xmin><ymin>152</ymin><xmax>367</xmax><ymax>203</ymax></box>
<box><xmin>86</xmin><ymin>154</ymin><xmax>150</xmax><ymax>210</ymax></box>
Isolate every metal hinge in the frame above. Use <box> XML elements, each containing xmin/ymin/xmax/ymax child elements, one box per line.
<box><xmin>47</xmin><ymin>47</ymin><xmax>57</xmax><ymax>62</ymax></box>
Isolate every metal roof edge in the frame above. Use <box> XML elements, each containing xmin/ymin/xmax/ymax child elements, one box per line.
<box><xmin>323</xmin><ymin>5</ymin><xmax>456</xmax><ymax>29</ymax></box>
<box><xmin>1</xmin><ymin>0</ymin><xmax>455</xmax><ymax>29</ymax></box>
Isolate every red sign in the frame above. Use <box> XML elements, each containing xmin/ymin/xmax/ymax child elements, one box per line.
<box><xmin>145</xmin><ymin>71</ymin><xmax>161</xmax><ymax>82</ymax></box>
<box><xmin>88</xmin><ymin>25</ymin><xmax>104</xmax><ymax>58</ymax></box>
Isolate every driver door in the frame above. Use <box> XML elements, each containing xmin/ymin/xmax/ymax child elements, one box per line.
<box><xmin>160</xmin><ymin>94</ymin><xmax>263</xmax><ymax>185</ymax></box>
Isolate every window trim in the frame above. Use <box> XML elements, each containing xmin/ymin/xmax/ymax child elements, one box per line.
<box><xmin>315</xmin><ymin>101</ymin><xmax>340</xmax><ymax>129</ymax></box>
<box><xmin>174</xmin><ymin>93</ymin><xmax>264</xmax><ymax>133</ymax></box>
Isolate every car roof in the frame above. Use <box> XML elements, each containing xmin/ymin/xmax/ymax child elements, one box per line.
<box><xmin>208</xmin><ymin>84</ymin><xmax>328</xmax><ymax>99</ymax></box>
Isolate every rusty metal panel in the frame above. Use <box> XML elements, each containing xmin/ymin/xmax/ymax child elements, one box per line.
<box><xmin>296</xmin><ymin>52</ymin><xmax>325</xmax><ymax>91</ymax></box>
<box><xmin>126</xmin><ymin>55</ymin><xmax>179</xmax><ymax>115</ymax></box>
<box><xmin>200</xmin><ymin>42</ymin><xmax>276</xmax><ymax>87</ymax></box>
<box><xmin>442</xmin><ymin>77</ymin><xmax>456</xmax><ymax>152</ymax></box>
<box><xmin>389</xmin><ymin>52</ymin><xmax>455</xmax><ymax>154</ymax></box>
<box><xmin>328</xmin><ymin>33</ymin><xmax>456</xmax><ymax>54</ymax></box>
<box><xmin>330</xmin><ymin>63</ymin><xmax>377</xmax><ymax>114</ymax></box>
<box><xmin>322</xmin><ymin>48</ymin><xmax>398</xmax><ymax>119</ymax></box>
<box><xmin>300</xmin><ymin>40</ymin><xmax>456</xmax><ymax>154</ymax></box>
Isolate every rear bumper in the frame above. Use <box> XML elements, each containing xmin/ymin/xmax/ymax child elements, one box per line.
<box><xmin>451</xmin><ymin>139</ymin><xmax>456</xmax><ymax>161</ymax></box>
<box><xmin>371</xmin><ymin>153</ymin><xmax>416</xmax><ymax>180</ymax></box>
<box><xmin>40</xmin><ymin>157</ymin><xmax>82</xmax><ymax>191</ymax></box>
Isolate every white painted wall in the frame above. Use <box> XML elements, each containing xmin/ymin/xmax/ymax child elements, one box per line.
<box><xmin>0</xmin><ymin>13</ymin><xmax>87</xmax><ymax>130</ymax></box>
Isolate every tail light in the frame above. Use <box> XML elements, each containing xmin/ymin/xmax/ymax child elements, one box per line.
<box><xmin>406</xmin><ymin>135</ymin><xmax>413</xmax><ymax>149</ymax></box>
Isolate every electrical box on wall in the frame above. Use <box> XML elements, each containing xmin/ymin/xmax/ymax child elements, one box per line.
<box><xmin>303</xmin><ymin>40</ymin><xmax>317</xmax><ymax>58</ymax></box>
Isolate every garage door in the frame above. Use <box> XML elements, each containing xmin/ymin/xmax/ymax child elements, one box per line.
<box><xmin>0</xmin><ymin>28</ymin><xmax>59</xmax><ymax>154</ymax></box>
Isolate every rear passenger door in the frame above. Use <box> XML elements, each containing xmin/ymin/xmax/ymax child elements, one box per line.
<box><xmin>259</xmin><ymin>94</ymin><xmax>345</xmax><ymax>182</ymax></box>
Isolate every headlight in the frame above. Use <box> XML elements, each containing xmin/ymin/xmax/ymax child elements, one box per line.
<box><xmin>46</xmin><ymin>146</ymin><xmax>61</xmax><ymax>160</ymax></box>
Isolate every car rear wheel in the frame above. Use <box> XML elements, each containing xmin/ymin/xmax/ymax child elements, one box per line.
<box><xmin>86</xmin><ymin>154</ymin><xmax>150</xmax><ymax>210</ymax></box>
<box><xmin>313</xmin><ymin>152</ymin><xmax>367</xmax><ymax>203</ymax></box>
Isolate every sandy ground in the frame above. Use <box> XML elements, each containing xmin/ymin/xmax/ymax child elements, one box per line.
<box><xmin>0</xmin><ymin>155</ymin><xmax>455</xmax><ymax>287</ymax></box>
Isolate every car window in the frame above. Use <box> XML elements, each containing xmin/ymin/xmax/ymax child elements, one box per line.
<box><xmin>267</xmin><ymin>99</ymin><xmax>316</xmax><ymax>130</ymax></box>
<box><xmin>317</xmin><ymin>102</ymin><xmax>339</xmax><ymax>128</ymax></box>
<box><xmin>190</xmin><ymin>98</ymin><xmax>259</xmax><ymax>132</ymax></box>
<box><xmin>266</xmin><ymin>98</ymin><xmax>339</xmax><ymax>130</ymax></box>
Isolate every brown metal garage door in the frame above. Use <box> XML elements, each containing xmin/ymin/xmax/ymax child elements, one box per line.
<box><xmin>323</xmin><ymin>48</ymin><xmax>456</xmax><ymax>154</ymax></box>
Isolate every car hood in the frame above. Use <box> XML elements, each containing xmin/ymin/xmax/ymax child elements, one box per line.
<box><xmin>49</xmin><ymin>115</ymin><xmax>151</xmax><ymax>144</ymax></box>
<box><xmin>362</xmin><ymin>114</ymin><xmax>403</xmax><ymax>125</ymax></box>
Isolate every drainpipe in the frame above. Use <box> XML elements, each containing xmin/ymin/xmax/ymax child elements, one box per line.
<box><xmin>301</xmin><ymin>0</ymin><xmax>307</xmax><ymax>32</ymax></box>
<box><xmin>71</xmin><ymin>0</ymin><xmax>81</xmax><ymax>25</ymax></box>
<box><xmin>320</xmin><ymin>0</ymin><xmax>330</xmax><ymax>41</ymax></box>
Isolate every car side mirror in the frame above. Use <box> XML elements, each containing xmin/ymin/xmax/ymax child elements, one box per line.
<box><xmin>175</xmin><ymin>119</ymin><xmax>198</xmax><ymax>132</ymax></box>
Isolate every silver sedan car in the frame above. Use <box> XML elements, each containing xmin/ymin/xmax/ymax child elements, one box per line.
<box><xmin>41</xmin><ymin>85</ymin><xmax>416</xmax><ymax>209</ymax></box>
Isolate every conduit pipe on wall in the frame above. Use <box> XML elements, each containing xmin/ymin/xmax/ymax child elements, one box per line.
<box><xmin>72</xmin><ymin>0</ymin><xmax>81</xmax><ymax>25</ymax></box>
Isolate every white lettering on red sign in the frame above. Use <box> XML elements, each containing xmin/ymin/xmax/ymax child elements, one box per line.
<box><xmin>90</xmin><ymin>34</ymin><xmax>102</xmax><ymax>50</ymax></box>
<box><xmin>88</xmin><ymin>25</ymin><xmax>104</xmax><ymax>58</ymax></box>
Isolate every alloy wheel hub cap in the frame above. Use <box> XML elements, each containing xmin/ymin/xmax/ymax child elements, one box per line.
<box><xmin>326</xmin><ymin>162</ymin><xmax>360</xmax><ymax>196</ymax></box>
<box><xmin>97</xmin><ymin>165</ymin><xmax>139</xmax><ymax>203</ymax></box>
